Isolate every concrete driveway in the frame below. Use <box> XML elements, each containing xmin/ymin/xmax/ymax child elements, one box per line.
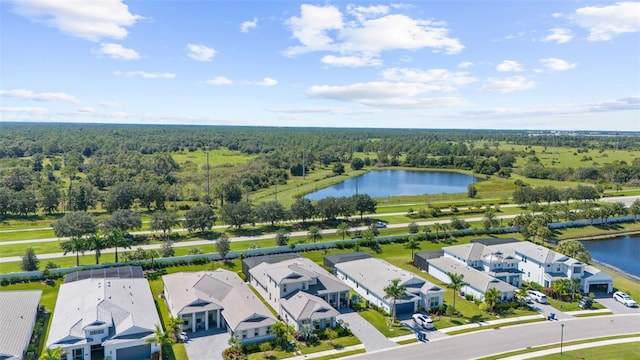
<box><xmin>183</xmin><ymin>328</ymin><xmax>229</xmax><ymax>360</ymax></box>
<box><xmin>400</xmin><ymin>315</ymin><xmax>447</xmax><ymax>342</ymax></box>
<box><xmin>337</xmin><ymin>309</ymin><xmax>398</xmax><ymax>352</ymax></box>
<box><xmin>528</xmin><ymin>301</ymin><xmax>573</xmax><ymax>320</ymax></box>
<box><xmin>595</xmin><ymin>295</ymin><xmax>640</xmax><ymax>314</ymax></box>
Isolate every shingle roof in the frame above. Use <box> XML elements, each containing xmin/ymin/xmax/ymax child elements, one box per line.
<box><xmin>490</xmin><ymin>241</ymin><xmax>566</xmax><ymax>264</ymax></box>
<box><xmin>428</xmin><ymin>257</ymin><xmax>518</xmax><ymax>294</ymax></box>
<box><xmin>46</xmin><ymin>278</ymin><xmax>159</xmax><ymax>348</ymax></box>
<box><xmin>335</xmin><ymin>258</ymin><xmax>432</xmax><ymax>299</ymax></box>
<box><xmin>163</xmin><ymin>270</ymin><xmax>276</xmax><ymax>332</ymax></box>
<box><xmin>280</xmin><ymin>291</ymin><xmax>339</xmax><ymax>322</ymax></box>
<box><xmin>0</xmin><ymin>290</ymin><xmax>41</xmax><ymax>360</ymax></box>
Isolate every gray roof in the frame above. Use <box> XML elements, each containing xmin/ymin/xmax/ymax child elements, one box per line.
<box><xmin>444</xmin><ymin>243</ymin><xmax>486</xmax><ymax>261</ymax></box>
<box><xmin>324</xmin><ymin>252</ymin><xmax>372</xmax><ymax>267</ymax></box>
<box><xmin>280</xmin><ymin>291</ymin><xmax>339</xmax><ymax>322</ymax></box>
<box><xmin>582</xmin><ymin>265</ymin><xmax>613</xmax><ymax>282</ymax></box>
<box><xmin>0</xmin><ymin>290</ymin><xmax>41</xmax><ymax>360</ymax></box>
<box><xmin>335</xmin><ymin>258</ymin><xmax>431</xmax><ymax>298</ymax></box>
<box><xmin>64</xmin><ymin>266</ymin><xmax>144</xmax><ymax>283</ymax></box>
<box><xmin>428</xmin><ymin>257</ymin><xmax>518</xmax><ymax>294</ymax></box>
<box><xmin>163</xmin><ymin>270</ymin><xmax>276</xmax><ymax>332</ymax></box>
<box><xmin>46</xmin><ymin>278</ymin><xmax>160</xmax><ymax>348</ymax></box>
<box><xmin>250</xmin><ymin>258</ymin><xmax>350</xmax><ymax>296</ymax></box>
<box><xmin>490</xmin><ymin>241</ymin><xmax>567</xmax><ymax>265</ymax></box>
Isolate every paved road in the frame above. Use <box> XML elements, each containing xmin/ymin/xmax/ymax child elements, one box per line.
<box><xmin>347</xmin><ymin>314</ymin><xmax>640</xmax><ymax>360</ymax></box>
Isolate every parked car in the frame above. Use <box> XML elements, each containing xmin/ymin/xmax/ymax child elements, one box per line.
<box><xmin>412</xmin><ymin>313</ymin><xmax>435</xmax><ymax>330</ymax></box>
<box><xmin>527</xmin><ymin>290</ymin><xmax>548</xmax><ymax>304</ymax></box>
<box><xmin>578</xmin><ymin>297</ymin><xmax>593</xmax><ymax>309</ymax></box>
<box><xmin>613</xmin><ymin>291</ymin><xmax>638</xmax><ymax>307</ymax></box>
<box><xmin>375</xmin><ymin>221</ymin><xmax>387</xmax><ymax>228</ymax></box>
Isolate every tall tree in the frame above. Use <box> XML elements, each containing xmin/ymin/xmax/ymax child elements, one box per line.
<box><xmin>255</xmin><ymin>200</ymin><xmax>286</xmax><ymax>226</ymax></box>
<box><xmin>307</xmin><ymin>226</ymin><xmax>322</xmax><ymax>243</ymax></box>
<box><xmin>105</xmin><ymin>229</ymin><xmax>132</xmax><ymax>263</ymax></box>
<box><xmin>184</xmin><ymin>205</ymin><xmax>216</xmax><ymax>233</ymax></box>
<box><xmin>290</xmin><ymin>197</ymin><xmax>315</xmax><ymax>223</ymax></box>
<box><xmin>275</xmin><ymin>229</ymin><xmax>290</xmax><ymax>246</ymax></box>
<box><xmin>145</xmin><ymin>324</ymin><xmax>173</xmax><ymax>359</ymax></box>
<box><xmin>220</xmin><ymin>201</ymin><xmax>253</xmax><ymax>229</ymax></box>
<box><xmin>446</xmin><ymin>272</ymin><xmax>469</xmax><ymax>315</ymax></box>
<box><xmin>52</xmin><ymin>211</ymin><xmax>97</xmax><ymax>239</ymax></box>
<box><xmin>102</xmin><ymin>209</ymin><xmax>142</xmax><ymax>233</ymax></box>
<box><xmin>21</xmin><ymin>247</ymin><xmax>39</xmax><ymax>271</ymax></box>
<box><xmin>60</xmin><ymin>237</ymin><xmax>87</xmax><ymax>267</ymax></box>
<box><xmin>216</xmin><ymin>234</ymin><xmax>231</xmax><ymax>260</ymax></box>
<box><xmin>352</xmin><ymin>194</ymin><xmax>377</xmax><ymax>220</ymax></box>
<box><xmin>337</xmin><ymin>221</ymin><xmax>351</xmax><ymax>240</ymax></box>
<box><xmin>630</xmin><ymin>199</ymin><xmax>640</xmax><ymax>221</ymax></box>
<box><xmin>151</xmin><ymin>211</ymin><xmax>180</xmax><ymax>239</ymax></box>
<box><xmin>383</xmin><ymin>278</ymin><xmax>406</xmax><ymax>323</ymax></box>
<box><xmin>86</xmin><ymin>232</ymin><xmax>107</xmax><ymax>265</ymax></box>
<box><xmin>483</xmin><ymin>287</ymin><xmax>501</xmax><ymax>313</ymax></box>
<box><xmin>404</xmin><ymin>238</ymin><xmax>421</xmax><ymax>263</ymax></box>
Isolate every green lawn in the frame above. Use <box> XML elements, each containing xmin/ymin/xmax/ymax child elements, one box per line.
<box><xmin>530</xmin><ymin>341</ymin><xmax>640</xmax><ymax>360</ymax></box>
<box><xmin>546</xmin><ymin>298</ymin><xmax>605</xmax><ymax>312</ymax></box>
<box><xmin>357</xmin><ymin>309</ymin><xmax>412</xmax><ymax>337</ymax></box>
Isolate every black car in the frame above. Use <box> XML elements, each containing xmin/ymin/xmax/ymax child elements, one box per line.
<box><xmin>578</xmin><ymin>297</ymin><xmax>593</xmax><ymax>309</ymax></box>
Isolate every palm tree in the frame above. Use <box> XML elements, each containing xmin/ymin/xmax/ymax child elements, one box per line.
<box><xmin>446</xmin><ymin>272</ymin><xmax>468</xmax><ymax>315</ymax></box>
<box><xmin>383</xmin><ymin>278</ymin><xmax>406</xmax><ymax>324</ymax></box>
<box><xmin>147</xmin><ymin>249</ymin><xmax>160</xmax><ymax>269</ymax></box>
<box><xmin>145</xmin><ymin>324</ymin><xmax>173</xmax><ymax>358</ymax></box>
<box><xmin>483</xmin><ymin>208</ymin><xmax>498</xmax><ymax>233</ymax></box>
<box><xmin>166</xmin><ymin>316</ymin><xmax>185</xmax><ymax>341</ymax></box>
<box><xmin>570</xmin><ymin>277</ymin><xmax>581</xmax><ymax>302</ymax></box>
<box><xmin>134</xmin><ymin>247</ymin><xmax>148</xmax><ymax>265</ymax></box>
<box><xmin>60</xmin><ymin>236</ymin><xmax>87</xmax><ymax>267</ymax></box>
<box><xmin>423</xmin><ymin>225</ymin><xmax>431</xmax><ymax>240</ymax></box>
<box><xmin>86</xmin><ymin>232</ymin><xmax>107</xmax><ymax>265</ymax></box>
<box><xmin>106</xmin><ymin>229</ymin><xmax>132</xmax><ymax>263</ymax></box>
<box><xmin>630</xmin><ymin>199</ymin><xmax>640</xmax><ymax>221</ymax></box>
<box><xmin>337</xmin><ymin>221</ymin><xmax>351</xmax><ymax>240</ymax></box>
<box><xmin>307</xmin><ymin>226</ymin><xmax>322</xmax><ymax>243</ymax></box>
<box><xmin>433</xmin><ymin>222</ymin><xmax>444</xmax><ymax>241</ymax></box>
<box><xmin>404</xmin><ymin>238</ymin><xmax>421</xmax><ymax>263</ymax></box>
<box><xmin>39</xmin><ymin>347</ymin><xmax>65</xmax><ymax>360</ymax></box>
<box><xmin>484</xmin><ymin>287</ymin><xmax>501</xmax><ymax>313</ymax></box>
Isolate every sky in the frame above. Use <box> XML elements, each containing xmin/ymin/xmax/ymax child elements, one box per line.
<box><xmin>1</xmin><ymin>0</ymin><xmax>639</xmax><ymax>131</ymax></box>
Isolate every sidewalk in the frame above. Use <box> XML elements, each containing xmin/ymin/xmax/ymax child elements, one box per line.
<box><xmin>498</xmin><ymin>337</ymin><xmax>640</xmax><ymax>359</ymax></box>
<box><xmin>564</xmin><ymin>308</ymin><xmax>612</xmax><ymax>316</ymax></box>
<box><xmin>286</xmin><ymin>344</ymin><xmax>365</xmax><ymax>360</ymax></box>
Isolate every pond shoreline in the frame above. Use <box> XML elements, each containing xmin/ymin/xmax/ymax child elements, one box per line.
<box><xmin>560</xmin><ymin>230</ymin><xmax>640</xmax><ymax>242</ymax></box>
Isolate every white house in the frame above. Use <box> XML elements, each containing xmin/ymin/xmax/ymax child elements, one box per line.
<box><xmin>443</xmin><ymin>243</ymin><xmax>522</xmax><ymax>287</ymax></box>
<box><xmin>335</xmin><ymin>257</ymin><xmax>444</xmax><ymax>315</ymax></box>
<box><xmin>490</xmin><ymin>241</ymin><xmax>613</xmax><ymax>293</ymax></box>
<box><xmin>162</xmin><ymin>269</ymin><xmax>277</xmax><ymax>344</ymax></box>
<box><xmin>427</xmin><ymin>257</ymin><xmax>518</xmax><ymax>301</ymax></box>
<box><xmin>0</xmin><ymin>290</ymin><xmax>42</xmax><ymax>360</ymax></box>
<box><xmin>280</xmin><ymin>291</ymin><xmax>339</xmax><ymax>331</ymax></box>
<box><xmin>46</xmin><ymin>278</ymin><xmax>161</xmax><ymax>360</ymax></box>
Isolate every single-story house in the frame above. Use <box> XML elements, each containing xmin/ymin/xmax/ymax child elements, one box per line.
<box><xmin>0</xmin><ymin>290</ymin><xmax>42</xmax><ymax>360</ymax></box>
<box><xmin>323</xmin><ymin>252</ymin><xmax>372</xmax><ymax>271</ymax></box>
<box><xmin>335</xmin><ymin>257</ymin><xmax>444</xmax><ymax>315</ymax></box>
<box><xmin>163</xmin><ymin>269</ymin><xmax>277</xmax><ymax>344</ymax></box>
<box><xmin>427</xmin><ymin>257</ymin><xmax>518</xmax><ymax>301</ymax></box>
<box><xmin>280</xmin><ymin>291</ymin><xmax>339</xmax><ymax>331</ymax></box>
<box><xmin>46</xmin><ymin>277</ymin><xmax>161</xmax><ymax>360</ymax></box>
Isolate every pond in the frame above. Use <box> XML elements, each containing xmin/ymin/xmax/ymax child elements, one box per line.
<box><xmin>580</xmin><ymin>235</ymin><xmax>640</xmax><ymax>277</ymax></box>
<box><xmin>305</xmin><ymin>170</ymin><xmax>479</xmax><ymax>200</ymax></box>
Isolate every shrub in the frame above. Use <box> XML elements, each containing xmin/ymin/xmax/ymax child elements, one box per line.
<box><xmin>465</xmin><ymin>293</ymin><xmax>474</xmax><ymax>301</ymax></box>
<box><xmin>190</xmin><ymin>257</ymin><xmax>209</xmax><ymax>265</ymax></box>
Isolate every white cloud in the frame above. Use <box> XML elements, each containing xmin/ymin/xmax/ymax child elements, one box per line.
<box><xmin>321</xmin><ymin>55</ymin><xmax>382</xmax><ymax>67</ymax></box>
<box><xmin>541</xmin><ymin>28</ymin><xmax>573</xmax><ymax>44</ymax></box>
<box><xmin>540</xmin><ymin>58</ymin><xmax>577</xmax><ymax>71</ymax></box>
<box><xmin>114</xmin><ymin>71</ymin><xmax>176</xmax><ymax>79</ymax></box>
<box><xmin>206</xmin><ymin>76</ymin><xmax>233</xmax><ymax>85</ymax></box>
<box><xmin>458</xmin><ymin>61</ymin><xmax>474</xmax><ymax>68</ymax></box>
<box><xmin>381</xmin><ymin>68</ymin><xmax>477</xmax><ymax>92</ymax></box>
<box><xmin>9</xmin><ymin>0</ymin><xmax>141</xmax><ymax>41</ymax></box>
<box><xmin>96</xmin><ymin>43</ymin><xmax>140</xmax><ymax>60</ymax></box>
<box><xmin>480</xmin><ymin>76</ymin><xmax>536</xmax><ymax>93</ymax></box>
<box><xmin>77</xmin><ymin>107</ymin><xmax>96</xmax><ymax>113</ymax></box>
<box><xmin>248</xmin><ymin>77</ymin><xmax>278</xmax><ymax>86</ymax></box>
<box><xmin>573</xmin><ymin>2</ymin><xmax>640</xmax><ymax>41</ymax></box>
<box><xmin>1</xmin><ymin>89</ymin><xmax>80</xmax><ymax>103</ymax></box>
<box><xmin>552</xmin><ymin>12</ymin><xmax>563</xmax><ymax>18</ymax></box>
<box><xmin>99</xmin><ymin>100</ymin><xmax>120</xmax><ymax>107</ymax></box>
<box><xmin>240</xmin><ymin>17</ymin><xmax>258</xmax><ymax>33</ymax></box>
<box><xmin>1</xmin><ymin>106</ymin><xmax>49</xmax><ymax>116</ymax></box>
<box><xmin>307</xmin><ymin>81</ymin><xmax>467</xmax><ymax>108</ymax></box>
<box><xmin>284</xmin><ymin>4</ymin><xmax>463</xmax><ymax>61</ymax></box>
<box><xmin>496</xmin><ymin>60</ymin><xmax>523</xmax><ymax>72</ymax></box>
<box><xmin>187</xmin><ymin>44</ymin><xmax>216</xmax><ymax>62</ymax></box>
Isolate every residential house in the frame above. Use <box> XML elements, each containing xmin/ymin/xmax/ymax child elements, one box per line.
<box><xmin>490</xmin><ymin>241</ymin><xmax>613</xmax><ymax>293</ymax></box>
<box><xmin>163</xmin><ymin>269</ymin><xmax>277</xmax><ymax>344</ymax></box>
<box><xmin>0</xmin><ymin>290</ymin><xmax>42</xmax><ymax>360</ymax></box>
<box><xmin>442</xmin><ymin>243</ymin><xmax>522</xmax><ymax>287</ymax></box>
<box><xmin>248</xmin><ymin>258</ymin><xmax>349</xmax><ymax>330</ymax></box>
<box><xmin>334</xmin><ymin>257</ymin><xmax>444</xmax><ymax>315</ymax></box>
<box><xmin>427</xmin><ymin>257</ymin><xmax>518</xmax><ymax>301</ymax></box>
<box><xmin>46</xmin><ymin>278</ymin><xmax>161</xmax><ymax>360</ymax></box>
<box><xmin>280</xmin><ymin>291</ymin><xmax>339</xmax><ymax>331</ymax></box>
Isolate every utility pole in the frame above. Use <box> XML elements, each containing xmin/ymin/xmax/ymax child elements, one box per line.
<box><xmin>206</xmin><ymin>150</ymin><xmax>211</xmax><ymax>203</ymax></box>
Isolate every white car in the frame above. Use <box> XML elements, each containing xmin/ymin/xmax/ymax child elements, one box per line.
<box><xmin>412</xmin><ymin>313</ymin><xmax>435</xmax><ymax>330</ymax></box>
<box><xmin>613</xmin><ymin>291</ymin><xmax>638</xmax><ymax>307</ymax></box>
<box><xmin>375</xmin><ymin>221</ymin><xmax>387</xmax><ymax>228</ymax></box>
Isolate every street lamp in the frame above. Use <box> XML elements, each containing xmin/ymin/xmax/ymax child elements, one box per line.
<box><xmin>560</xmin><ymin>323</ymin><xmax>565</xmax><ymax>355</ymax></box>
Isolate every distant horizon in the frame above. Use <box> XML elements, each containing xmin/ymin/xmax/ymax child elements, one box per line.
<box><xmin>1</xmin><ymin>1</ymin><xmax>638</xmax><ymax>130</ymax></box>
<box><xmin>1</xmin><ymin>120</ymin><xmax>639</xmax><ymax>134</ymax></box>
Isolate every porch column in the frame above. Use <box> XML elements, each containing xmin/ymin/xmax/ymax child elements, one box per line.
<box><xmin>205</xmin><ymin>310</ymin><xmax>209</xmax><ymax>330</ymax></box>
<box><xmin>217</xmin><ymin>309</ymin><xmax>221</xmax><ymax>328</ymax></box>
<box><xmin>192</xmin><ymin>312</ymin><xmax>196</xmax><ymax>332</ymax></box>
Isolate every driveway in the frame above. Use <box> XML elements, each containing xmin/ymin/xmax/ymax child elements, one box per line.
<box><xmin>528</xmin><ymin>301</ymin><xmax>573</xmax><ymax>320</ymax></box>
<box><xmin>400</xmin><ymin>315</ymin><xmax>447</xmax><ymax>342</ymax></box>
<box><xmin>337</xmin><ymin>309</ymin><xmax>398</xmax><ymax>352</ymax></box>
<box><xmin>595</xmin><ymin>295</ymin><xmax>640</xmax><ymax>314</ymax></box>
<box><xmin>183</xmin><ymin>328</ymin><xmax>229</xmax><ymax>360</ymax></box>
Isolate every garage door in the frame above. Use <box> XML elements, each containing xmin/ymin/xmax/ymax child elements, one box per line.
<box><xmin>116</xmin><ymin>344</ymin><xmax>151</xmax><ymax>360</ymax></box>
<box><xmin>395</xmin><ymin>301</ymin><xmax>415</xmax><ymax>315</ymax></box>
<box><xmin>589</xmin><ymin>283</ymin><xmax>609</xmax><ymax>294</ymax></box>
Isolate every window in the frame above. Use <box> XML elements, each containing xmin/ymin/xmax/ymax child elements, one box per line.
<box><xmin>73</xmin><ymin>348</ymin><xmax>83</xmax><ymax>360</ymax></box>
<box><xmin>89</xmin><ymin>329</ymin><xmax>103</xmax><ymax>335</ymax></box>
<box><xmin>314</xmin><ymin>321</ymin><xmax>320</xmax><ymax>330</ymax></box>
<box><xmin>429</xmin><ymin>296</ymin><xmax>439</xmax><ymax>307</ymax></box>
<box><xmin>254</xmin><ymin>329</ymin><xmax>259</xmax><ymax>337</ymax></box>
<box><xmin>242</xmin><ymin>330</ymin><xmax>247</xmax><ymax>339</ymax></box>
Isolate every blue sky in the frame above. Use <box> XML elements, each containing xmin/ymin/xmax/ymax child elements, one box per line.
<box><xmin>1</xmin><ymin>0</ymin><xmax>639</xmax><ymax>130</ymax></box>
